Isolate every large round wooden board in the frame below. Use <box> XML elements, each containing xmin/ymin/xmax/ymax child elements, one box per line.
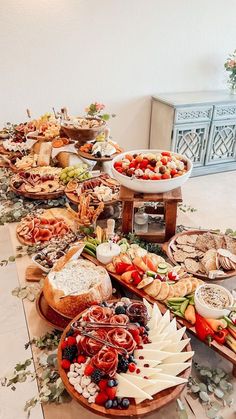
<box><xmin>36</xmin><ymin>291</ymin><xmax>70</xmax><ymax>330</ymax></box>
<box><xmin>10</xmin><ymin>181</ymin><xmax>65</xmax><ymax>200</ymax></box>
<box><xmin>57</xmin><ymin>303</ymin><xmax>191</xmax><ymax>418</ymax></box>
<box><xmin>77</xmin><ymin>149</ymin><xmax>121</xmax><ymax>162</ymax></box>
<box><xmin>167</xmin><ymin>229</ymin><xmax>236</xmax><ymax>281</ymax></box>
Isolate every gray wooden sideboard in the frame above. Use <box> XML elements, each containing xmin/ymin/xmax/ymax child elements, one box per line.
<box><xmin>149</xmin><ymin>91</ymin><xmax>236</xmax><ymax>176</ymax></box>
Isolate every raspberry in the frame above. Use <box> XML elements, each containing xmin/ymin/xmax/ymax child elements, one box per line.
<box><xmin>128</xmin><ymin>363</ymin><xmax>136</xmax><ymax>373</ymax></box>
<box><xmin>95</xmin><ymin>391</ymin><xmax>109</xmax><ymax>406</ymax></box>
<box><xmin>99</xmin><ymin>379</ymin><xmax>108</xmax><ymax>391</ymax></box>
<box><xmin>84</xmin><ymin>364</ymin><xmax>95</xmax><ymax>376</ymax></box>
<box><xmin>61</xmin><ymin>359</ymin><xmax>71</xmax><ymax>370</ymax></box>
<box><xmin>77</xmin><ymin>355</ymin><xmax>86</xmax><ymax>364</ymax></box>
<box><xmin>61</xmin><ymin>341</ymin><xmax>68</xmax><ymax>350</ymax></box>
<box><xmin>106</xmin><ymin>386</ymin><xmax>117</xmax><ymax>400</ymax></box>
<box><xmin>67</xmin><ymin>336</ymin><xmax>77</xmax><ymax>346</ymax></box>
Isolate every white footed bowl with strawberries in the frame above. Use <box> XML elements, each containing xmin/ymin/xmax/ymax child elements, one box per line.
<box><xmin>111</xmin><ymin>150</ymin><xmax>193</xmax><ymax>193</ymax></box>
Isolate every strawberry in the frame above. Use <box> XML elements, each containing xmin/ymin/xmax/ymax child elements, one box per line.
<box><xmin>61</xmin><ymin>359</ymin><xmax>71</xmax><ymax>370</ymax></box>
<box><xmin>114</xmin><ymin>161</ymin><xmax>122</xmax><ymax>168</ymax></box>
<box><xmin>77</xmin><ymin>355</ymin><xmax>86</xmax><ymax>364</ymax></box>
<box><xmin>99</xmin><ymin>379</ymin><xmax>108</xmax><ymax>391</ymax></box>
<box><xmin>67</xmin><ymin>336</ymin><xmax>77</xmax><ymax>346</ymax></box>
<box><xmin>84</xmin><ymin>364</ymin><xmax>95</xmax><ymax>376</ymax></box>
<box><xmin>131</xmin><ymin>270</ymin><xmax>142</xmax><ymax>285</ymax></box>
<box><xmin>61</xmin><ymin>341</ymin><xmax>68</xmax><ymax>350</ymax></box>
<box><xmin>142</xmin><ymin>174</ymin><xmax>149</xmax><ymax>180</ymax></box>
<box><xmin>152</xmin><ymin>174</ymin><xmax>162</xmax><ymax>180</ymax></box>
<box><xmin>161</xmin><ymin>151</ymin><xmax>171</xmax><ymax>157</ymax></box>
<box><xmin>95</xmin><ymin>391</ymin><xmax>109</xmax><ymax>405</ymax></box>
<box><xmin>170</xmin><ymin>169</ymin><xmax>178</xmax><ymax>177</ymax></box>
<box><xmin>115</xmin><ymin>167</ymin><xmax>123</xmax><ymax>173</ymax></box>
<box><xmin>161</xmin><ymin>158</ymin><xmax>167</xmax><ymax>165</ymax></box>
<box><xmin>106</xmin><ymin>386</ymin><xmax>117</xmax><ymax>400</ymax></box>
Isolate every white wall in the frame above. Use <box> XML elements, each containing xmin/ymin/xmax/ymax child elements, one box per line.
<box><xmin>0</xmin><ymin>0</ymin><xmax>236</xmax><ymax>149</ymax></box>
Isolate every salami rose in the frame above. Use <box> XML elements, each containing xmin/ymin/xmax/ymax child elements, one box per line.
<box><xmin>110</xmin><ymin>314</ymin><xmax>129</xmax><ymax>324</ymax></box>
<box><xmin>107</xmin><ymin>328</ymin><xmax>136</xmax><ymax>354</ymax></box>
<box><xmin>79</xmin><ymin>329</ymin><xmax>107</xmax><ymax>356</ymax></box>
<box><xmin>83</xmin><ymin>305</ymin><xmax>113</xmax><ymax>323</ymax></box>
<box><xmin>92</xmin><ymin>347</ymin><xmax>118</xmax><ymax>377</ymax></box>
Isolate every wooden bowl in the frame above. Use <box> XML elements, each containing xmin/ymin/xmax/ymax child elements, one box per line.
<box><xmin>36</xmin><ymin>290</ymin><xmax>70</xmax><ymax>331</ymax></box>
<box><xmin>167</xmin><ymin>229</ymin><xmax>236</xmax><ymax>281</ymax></box>
<box><xmin>61</xmin><ymin>117</ymin><xmax>106</xmax><ymax>145</ymax></box>
<box><xmin>57</xmin><ymin>302</ymin><xmax>192</xmax><ymax>418</ymax></box>
<box><xmin>10</xmin><ymin>181</ymin><xmax>65</xmax><ymax>200</ymax></box>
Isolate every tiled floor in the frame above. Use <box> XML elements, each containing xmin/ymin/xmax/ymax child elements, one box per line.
<box><xmin>0</xmin><ymin>171</ymin><xmax>236</xmax><ymax>419</ymax></box>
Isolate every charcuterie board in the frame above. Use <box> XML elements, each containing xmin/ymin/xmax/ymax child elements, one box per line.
<box><xmin>82</xmin><ymin>252</ymin><xmax>236</xmax><ymax>377</ymax></box>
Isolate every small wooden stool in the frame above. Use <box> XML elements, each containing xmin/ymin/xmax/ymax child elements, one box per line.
<box><xmin>119</xmin><ymin>186</ymin><xmax>182</xmax><ymax>242</ymax></box>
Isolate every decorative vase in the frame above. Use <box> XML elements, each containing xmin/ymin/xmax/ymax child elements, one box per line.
<box><xmin>229</xmin><ymin>84</ymin><xmax>236</xmax><ymax>95</ymax></box>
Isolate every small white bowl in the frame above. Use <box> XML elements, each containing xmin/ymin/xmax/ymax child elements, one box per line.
<box><xmin>96</xmin><ymin>242</ymin><xmax>121</xmax><ymax>265</ymax></box>
<box><xmin>32</xmin><ymin>253</ymin><xmax>51</xmax><ymax>273</ymax></box>
<box><xmin>111</xmin><ymin>149</ymin><xmax>193</xmax><ymax>193</ymax></box>
<box><xmin>194</xmin><ymin>284</ymin><xmax>234</xmax><ymax>319</ymax></box>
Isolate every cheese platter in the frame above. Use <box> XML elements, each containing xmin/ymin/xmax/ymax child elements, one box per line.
<box><xmin>57</xmin><ymin>298</ymin><xmax>192</xmax><ymax>417</ymax></box>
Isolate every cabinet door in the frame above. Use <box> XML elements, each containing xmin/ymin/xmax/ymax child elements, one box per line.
<box><xmin>205</xmin><ymin>121</ymin><xmax>236</xmax><ymax>165</ymax></box>
<box><xmin>172</xmin><ymin>123</ymin><xmax>208</xmax><ymax>167</ymax></box>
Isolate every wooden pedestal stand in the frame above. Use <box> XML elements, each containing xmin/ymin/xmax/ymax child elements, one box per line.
<box><xmin>119</xmin><ymin>186</ymin><xmax>182</xmax><ymax>242</ymax></box>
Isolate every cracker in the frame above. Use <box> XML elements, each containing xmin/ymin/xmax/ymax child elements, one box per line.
<box><xmin>213</xmin><ymin>234</ymin><xmax>225</xmax><ymax>250</ymax></box>
<box><xmin>205</xmin><ymin>233</ymin><xmax>217</xmax><ymax>250</ymax></box>
<box><xmin>176</xmin><ymin>235</ymin><xmax>189</xmax><ymax>245</ymax></box>
<box><xmin>171</xmin><ymin>243</ymin><xmax>178</xmax><ymax>252</ymax></box>
<box><xmin>224</xmin><ymin>235</ymin><xmax>236</xmax><ymax>255</ymax></box>
<box><xmin>186</xmin><ymin>234</ymin><xmax>198</xmax><ymax>245</ymax></box>
<box><xmin>178</xmin><ymin>278</ymin><xmax>192</xmax><ymax>295</ymax></box>
<box><xmin>189</xmin><ymin>277</ymin><xmax>201</xmax><ymax>292</ymax></box>
<box><xmin>164</xmin><ymin>285</ymin><xmax>175</xmax><ymax>303</ymax></box>
<box><xmin>182</xmin><ymin>245</ymin><xmax>196</xmax><ymax>253</ymax></box>
<box><xmin>137</xmin><ymin>277</ymin><xmax>153</xmax><ymax>289</ymax></box>
<box><xmin>173</xmin><ymin>281</ymin><xmax>187</xmax><ymax>297</ymax></box>
<box><xmin>184</xmin><ymin>258</ymin><xmax>200</xmax><ymax>273</ymax></box>
<box><xmin>155</xmin><ymin>282</ymin><xmax>170</xmax><ymax>301</ymax></box>
<box><xmin>173</xmin><ymin>250</ymin><xmax>187</xmax><ymax>263</ymax></box>
<box><xmin>195</xmin><ymin>234</ymin><xmax>209</xmax><ymax>252</ymax></box>
<box><xmin>144</xmin><ymin>279</ymin><xmax>162</xmax><ymax>298</ymax></box>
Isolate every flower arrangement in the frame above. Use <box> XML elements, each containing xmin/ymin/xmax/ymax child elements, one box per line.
<box><xmin>224</xmin><ymin>50</ymin><xmax>236</xmax><ymax>93</ymax></box>
<box><xmin>85</xmin><ymin>102</ymin><xmax>116</xmax><ymax>121</ymax></box>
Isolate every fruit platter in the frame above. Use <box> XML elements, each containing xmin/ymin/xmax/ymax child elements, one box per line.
<box><xmin>10</xmin><ymin>166</ymin><xmax>65</xmax><ymax>199</ymax></box>
<box><xmin>58</xmin><ymin>298</ymin><xmax>193</xmax><ymax>416</ymax></box>
<box><xmin>65</xmin><ymin>173</ymin><xmax>120</xmax><ymax>206</ymax></box>
<box><xmin>167</xmin><ymin>230</ymin><xmax>236</xmax><ymax>280</ymax></box>
<box><xmin>112</xmin><ymin>150</ymin><xmax>193</xmax><ymax>193</ymax></box>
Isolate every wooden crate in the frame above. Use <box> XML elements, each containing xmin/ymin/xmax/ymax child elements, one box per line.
<box><xmin>119</xmin><ymin>185</ymin><xmax>182</xmax><ymax>242</ymax></box>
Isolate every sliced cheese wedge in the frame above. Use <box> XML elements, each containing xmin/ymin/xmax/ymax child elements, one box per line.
<box><xmin>141</xmin><ymin>372</ymin><xmax>188</xmax><ymax>385</ymax></box>
<box><xmin>152</xmin><ymin>326</ymin><xmax>186</xmax><ymax>344</ymax></box>
<box><xmin>134</xmin><ymin>349</ymin><xmax>173</xmax><ymax>362</ymax></box>
<box><xmin>126</xmin><ymin>367</ymin><xmax>162</xmax><ymax>378</ymax></box>
<box><xmin>158</xmin><ymin>362</ymin><xmax>191</xmax><ymax>376</ymax></box>
<box><xmin>119</xmin><ymin>373</ymin><xmax>157</xmax><ymax>388</ymax></box>
<box><xmin>135</xmin><ymin>359</ymin><xmax>161</xmax><ymax>368</ymax></box>
<box><xmin>162</xmin><ymin>351</ymin><xmax>194</xmax><ymax>364</ymax></box>
<box><xmin>148</xmin><ymin>309</ymin><xmax>170</xmax><ymax>337</ymax></box>
<box><xmin>116</xmin><ymin>373</ymin><xmax>152</xmax><ymax>400</ymax></box>
<box><xmin>162</xmin><ymin>338</ymin><xmax>190</xmax><ymax>353</ymax></box>
<box><xmin>161</xmin><ymin>317</ymin><xmax>177</xmax><ymax>335</ymax></box>
<box><xmin>141</xmin><ymin>341</ymin><xmax>172</xmax><ymax>350</ymax></box>
<box><xmin>147</xmin><ymin>303</ymin><xmax>162</xmax><ymax>332</ymax></box>
<box><xmin>135</xmin><ymin>380</ymin><xmax>176</xmax><ymax>404</ymax></box>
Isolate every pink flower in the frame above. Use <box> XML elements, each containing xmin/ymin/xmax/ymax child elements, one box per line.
<box><xmin>95</xmin><ymin>103</ymin><xmax>105</xmax><ymax>111</ymax></box>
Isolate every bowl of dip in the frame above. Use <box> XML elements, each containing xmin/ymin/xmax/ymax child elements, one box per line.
<box><xmin>96</xmin><ymin>242</ymin><xmax>121</xmax><ymax>265</ymax></box>
<box><xmin>194</xmin><ymin>284</ymin><xmax>234</xmax><ymax>319</ymax></box>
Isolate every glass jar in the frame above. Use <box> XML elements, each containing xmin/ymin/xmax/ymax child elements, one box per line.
<box><xmin>134</xmin><ymin>207</ymin><xmax>148</xmax><ymax>233</ymax></box>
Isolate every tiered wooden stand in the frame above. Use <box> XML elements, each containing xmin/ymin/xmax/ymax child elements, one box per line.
<box><xmin>119</xmin><ymin>186</ymin><xmax>182</xmax><ymax>242</ymax></box>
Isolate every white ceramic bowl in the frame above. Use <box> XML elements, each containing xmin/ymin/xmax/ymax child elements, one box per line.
<box><xmin>194</xmin><ymin>284</ymin><xmax>234</xmax><ymax>319</ymax></box>
<box><xmin>111</xmin><ymin>149</ymin><xmax>193</xmax><ymax>193</ymax></box>
<box><xmin>32</xmin><ymin>253</ymin><xmax>51</xmax><ymax>273</ymax></box>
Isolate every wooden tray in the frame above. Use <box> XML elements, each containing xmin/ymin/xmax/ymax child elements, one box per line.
<box><xmin>77</xmin><ymin>150</ymin><xmax>121</xmax><ymax>162</ymax></box>
<box><xmin>166</xmin><ymin>229</ymin><xmax>236</xmax><ymax>281</ymax></box>
<box><xmin>36</xmin><ymin>291</ymin><xmax>70</xmax><ymax>331</ymax></box>
<box><xmin>10</xmin><ymin>181</ymin><xmax>65</xmax><ymax>200</ymax></box>
<box><xmin>25</xmin><ymin>264</ymin><xmax>46</xmax><ymax>282</ymax></box>
<box><xmin>57</xmin><ymin>302</ymin><xmax>191</xmax><ymax>418</ymax></box>
<box><xmin>82</xmin><ymin>253</ymin><xmax>236</xmax><ymax>376</ymax></box>
<box><xmin>65</xmin><ymin>190</ymin><xmax>118</xmax><ymax>207</ymax></box>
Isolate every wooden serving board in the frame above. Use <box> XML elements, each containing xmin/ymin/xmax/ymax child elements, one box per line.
<box><xmin>82</xmin><ymin>253</ymin><xmax>236</xmax><ymax>375</ymax></box>
<box><xmin>57</xmin><ymin>302</ymin><xmax>191</xmax><ymax>418</ymax></box>
<box><xmin>77</xmin><ymin>150</ymin><xmax>121</xmax><ymax>162</ymax></box>
<box><xmin>36</xmin><ymin>290</ymin><xmax>70</xmax><ymax>330</ymax></box>
<box><xmin>10</xmin><ymin>181</ymin><xmax>65</xmax><ymax>200</ymax></box>
<box><xmin>166</xmin><ymin>229</ymin><xmax>236</xmax><ymax>281</ymax></box>
<box><xmin>25</xmin><ymin>264</ymin><xmax>46</xmax><ymax>282</ymax></box>
<box><xmin>65</xmin><ymin>190</ymin><xmax>118</xmax><ymax>207</ymax></box>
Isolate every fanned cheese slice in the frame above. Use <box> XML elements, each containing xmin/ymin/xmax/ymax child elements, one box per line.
<box><xmin>141</xmin><ymin>341</ymin><xmax>172</xmax><ymax>350</ymax></box>
<box><xmin>141</xmin><ymin>372</ymin><xmax>188</xmax><ymax>385</ymax></box>
<box><xmin>135</xmin><ymin>359</ymin><xmax>161</xmax><ymax>368</ymax></box>
<box><xmin>158</xmin><ymin>362</ymin><xmax>191</xmax><ymax>376</ymax></box>
<box><xmin>162</xmin><ymin>351</ymin><xmax>194</xmax><ymax>364</ymax></box>
<box><xmin>135</xmin><ymin>380</ymin><xmax>176</xmax><ymax>404</ymax></box>
<box><xmin>134</xmin><ymin>349</ymin><xmax>173</xmax><ymax>362</ymax></box>
<box><xmin>162</xmin><ymin>317</ymin><xmax>177</xmax><ymax>335</ymax></box>
<box><xmin>115</xmin><ymin>373</ymin><xmax>152</xmax><ymax>400</ymax></box>
<box><xmin>147</xmin><ymin>303</ymin><xmax>162</xmax><ymax>332</ymax></box>
<box><xmin>143</xmin><ymin>298</ymin><xmax>153</xmax><ymax>317</ymax></box>
<box><xmin>119</xmin><ymin>373</ymin><xmax>157</xmax><ymax>388</ymax></box>
<box><xmin>154</xmin><ymin>326</ymin><xmax>186</xmax><ymax>344</ymax></box>
<box><xmin>126</xmin><ymin>367</ymin><xmax>162</xmax><ymax>378</ymax></box>
<box><xmin>149</xmin><ymin>310</ymin><xmax>170</xmax><ymax>337</ymax></box>
<box><xmin>162</xmin><ymin>338</ymin><xmax>190</xmax><ymax>353</ymax></box>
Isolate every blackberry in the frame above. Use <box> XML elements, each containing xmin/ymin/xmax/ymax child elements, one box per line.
<box><xmin>62</xmin><ymin>345</ymin><xmax>78</xmax><ymax>362</ymax></box>
<box><xmin>115</xmin><ymin>305</ymin><xmax>126</xmax><ymax>315</ymax></box>
<box><xmin>91</xmin><ymin>369</ymin><xmax>102</xmax><ymax>384</ymax></box>
<box><xmin>117</xmin><ymin>357</ymin><xmax>129</xmax><ymax>373</ymax></box>
<box><xmin>66</xmin><ymin>328</ymin><xmax>75</xmax><ymax>337</ymax></box>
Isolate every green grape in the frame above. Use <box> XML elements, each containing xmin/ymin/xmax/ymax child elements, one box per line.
<box><xmin>60</xmin><ymin>173</ymin><xmax>67</xmax><ymax>180</ymax></box>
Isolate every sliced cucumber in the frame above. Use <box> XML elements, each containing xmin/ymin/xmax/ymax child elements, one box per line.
<box><xmin>146</xmin><ymin>270</ymin><xmax>156</xmax><ymax>278</ymax></box>
<box><xmin>158</xmin><ymin>263</ymin><xmax>167</xmax><ymax>269</ymax></box>
<box><xmin>157</xmin><ymin>268</ymin><xmax>168</xmax><ymax>274</ymax></box>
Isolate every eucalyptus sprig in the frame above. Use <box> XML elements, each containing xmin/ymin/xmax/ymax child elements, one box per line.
<box><xmin>11</xmin><ymin>283</ymin><xmax>42</xmax><ymax>302</ymax></box>
<box><xmin>25</xmin><ymin>330</ymin><xmax>62</xmax><ymax>351</ymax></box>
